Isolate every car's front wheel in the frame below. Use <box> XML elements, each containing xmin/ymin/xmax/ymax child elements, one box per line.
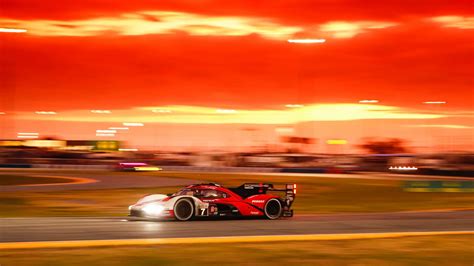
<box><xmin>174</xmin><ymin>198</ymin><xmax>194</xmax><ymax>221</ymax></box>
<box><xmin>264</xmin><ymin>198</ymin><xmax>282</xmax><ymax>220</ymax></box>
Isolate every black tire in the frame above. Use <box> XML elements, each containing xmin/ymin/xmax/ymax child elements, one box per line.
<box><xmin>174</xmin><ymin>198</ymin><xmax>194</xmax><ymax>221</ymax></box>
<box><xmin>264</xmin><ymin>198</ymin><xmax>282</xmax><ymax>220</ymax></box>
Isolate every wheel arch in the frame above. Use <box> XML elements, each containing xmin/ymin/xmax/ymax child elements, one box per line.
<box><xmin>263</xmin><ymin>197</ymin><xmax>283</xmax><ymax>219</ymax></box>
<box><xmin>173</xmin><ymin>197</ymin><xmax>196</xmax><ymax>221</ymax></box>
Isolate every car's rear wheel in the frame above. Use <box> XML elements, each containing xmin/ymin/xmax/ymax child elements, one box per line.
<box><xmin>264</xmin><ymin>198</ymin><xmax>282</xmax><ymax>220</ymax></box>
<box><xmin>174</xmin><ymin>198</ymin><xmax>194</xmax><ymax>221</ymax></box>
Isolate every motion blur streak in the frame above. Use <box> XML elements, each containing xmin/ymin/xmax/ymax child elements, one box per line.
<box><xmin>287</xmin><ymin>39</ymin><xmax>326</xmax><ymax>44</ymax></box>
<box><xmin>17</xmin><ymin>135</ymin><xmax>39</xmax><ymax>139</ymax></box>
<box><xmin>405</xmin><ymin>124</ymin><xmax>472</xmax><ymax>129</ymax></box>
<box><xmin>431</xmin><ymin>16</ymin><xmax>474</xmax><ymax>29</ymax></box>
<box><xmin>0</xmin><ymin>27</ymin><xmax>27</xmax><ymax>33</ymax></box>
<box><xmin>423</xmin><ymin>101</ymin><xmax>447</xmax><ymax>105</ymax></box>
<box><xmin>0</xmin><ymin>231</ymin><xmax>472</xmax><ymax>250</ymax></box>
<box><xmin>123</xmin><ymin>122</ymin><xmax>144</xmax><ymax>127</ymax></box>
<box><xmin>35</xmin><ymin>111</ymin><xmax>57</xmax><ymax>115</ymax></box>
<box><xmin>17</xmin><ymin>133</ymin><xmax>39</xmax><ymax>135</ymax></box>
<box><xmin>327</xmin><ymin>139</ymin><xmax>348</xmax><ymax>145</ymax></box>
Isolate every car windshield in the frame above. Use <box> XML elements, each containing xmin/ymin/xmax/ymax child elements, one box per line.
<box><xmin>172</xmin><ymin>188</ymin><xmax>227</xmax><ymax>198</ymax></box>
<box><xmin>173</xmin><ymin>189</ymin><xmax>193</xmax><ymax>196</ymax></box>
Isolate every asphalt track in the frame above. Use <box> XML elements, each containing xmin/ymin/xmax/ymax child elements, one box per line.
<box><xmin>1</xmin><ymin>210</ymin><xmax>472</xmax><ymax>243</ymax></box>
<box><xmin>0</xmin><ymin>171</ymin><xmax>203</xmax><ymax>192</ymax></box>
<box><xmin>1</xmin><ymin>169</ymin><xmax>470</xmax><ymax>192</ymax></box>
<box><xmin>1</xmin><ymin>170</ymin><xmax>472</xmax><ymax>245</ymax></box>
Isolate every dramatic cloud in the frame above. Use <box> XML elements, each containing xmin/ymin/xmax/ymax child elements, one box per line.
<box><xmin>0</xmin><ymin>1</ymin><xmax>472</xmax><ymax>150</ymax></box>
<box><xmin>319</xmin><ymin>21</ymin><xmax>397</xmax><ymax>38</ymax></box>
<box><xmin>16</xmin><ymin>104</ymin><xmax>443</xmax><ymax>124</ymax></box>
<box><xmin>0</xmin><ymin>11</ymin><xmax>302</xmax><ymax>39</ymax></box>
<box><xmin>1</xmin><ymin>11</ymin><xmax>401</xmax><ymax>40</ymax></box>
<box><xmin>431</xmin><ymin>16</ymin><xmax>474</xmax><ymax>29</ymax></box>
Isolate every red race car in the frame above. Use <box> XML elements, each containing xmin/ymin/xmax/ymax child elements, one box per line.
<box><xmin>129</xmin><ymin>183</ymin><xmax>296</xmax><ymax>221</ymax></box>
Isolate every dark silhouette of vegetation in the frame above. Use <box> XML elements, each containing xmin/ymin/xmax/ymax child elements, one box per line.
<box><xmin>359</xmin><ymin>138</ymin><xmax>409</xmax><ymax>154</ymax></box>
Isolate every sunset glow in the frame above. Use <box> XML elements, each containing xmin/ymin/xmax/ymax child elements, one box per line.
<box><xmin>0</xmin><ymin>0</ymin><xmax>472</xmax><ymax>152</ymax></box>
<box><xmin>0</xmin><ymin>11</ymin><xmax>302</xmax><ymax>39</ymax></box>
<box><xmin>319</xmin><ymin>21</ymin><xmax>397</xmax><ymax>38</ymax></box>
<box><xmin>14</xmin><ymin>104</ymin><xmax>444</xmax><ymax>124</ymax></box>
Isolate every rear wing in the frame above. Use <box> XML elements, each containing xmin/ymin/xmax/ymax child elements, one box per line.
<box><xmin>269</xmin><ymin>184</ymin><xmax>296</xmax><ymax>210</ymax></box>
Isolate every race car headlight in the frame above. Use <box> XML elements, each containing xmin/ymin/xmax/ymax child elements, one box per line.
<box><xmin>142</xmin><ymin>204</ymin><xmax>165</xmax><ymax>216</ymax></box>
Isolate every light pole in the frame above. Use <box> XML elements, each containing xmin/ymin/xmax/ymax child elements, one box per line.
<box><xmin>423</xmin><ymin>101</ymin><xmax>446</xmax><ymax>153</ymax></box>
<box><xmin>0</xmin><ymin>28</ymin><xmax>28</xmax><ymax>140</ymax></box>
<box><xmin>286</xmin><ymin>38</ymin><xmax>326</xmax><ymax>153</ymax></box>
<box><xmin>358</xmin><ymin>99</ymin><xmax>380</xmax><ymax>152</ymax></box>
<box><xmin>283</xmin><ymin>104</ymin><xmax>303</xmax><ymax>151</ymax></box>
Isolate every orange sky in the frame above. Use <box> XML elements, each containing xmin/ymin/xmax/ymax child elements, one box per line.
<box><xmin>0</xmin><ymin>0</ymin><xmax>472</xmax><ymax>152</ymax></box>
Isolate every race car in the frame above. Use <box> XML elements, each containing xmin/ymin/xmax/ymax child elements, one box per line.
<box><xmin>128</xmin><ymin>183</ymin><xmax>296</xmax><ymax>221</ymax></box>
<box><xmin>116</xmin><ymin>162</ymin><xmax>162</xmax><ymax>172</ymax></box>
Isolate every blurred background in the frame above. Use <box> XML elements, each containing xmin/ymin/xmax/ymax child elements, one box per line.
<box><xmin>1</xmin><ymin>1</ymin><xmax>473</xmax><ymax>174</ymax></box>
<box><xmin>1</xmin><ymin>1</ymin><xmax>473</xmax><ymax>265</ymax></box>
<box><xmin>0</xmin><ymin>136</ymin><xmax>473</xmax><ymax>176</ymax></box>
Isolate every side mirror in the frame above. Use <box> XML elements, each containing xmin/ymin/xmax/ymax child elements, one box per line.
<box><xmin>166</xmin><ymin>193</ymin><xmax>172</xmax><ymax>197</ymax></box>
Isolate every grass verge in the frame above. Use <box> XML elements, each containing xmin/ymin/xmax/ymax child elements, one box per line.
<box><xmin>1</xmin><ymin>235</ymin><xmax>473</xmax><ymax>265</ymax></box>
<box><xmin>0</xmin><ymin>175</ymin><xmax>73</xmax><ymax>186</ymax></box>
